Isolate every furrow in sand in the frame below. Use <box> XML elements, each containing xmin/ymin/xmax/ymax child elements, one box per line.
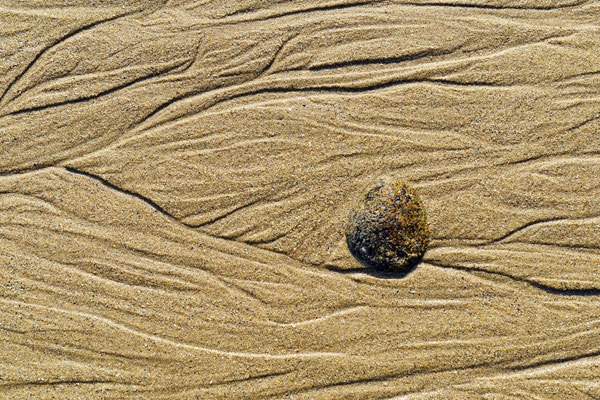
<box><xmin>4</xmin><ymin>58</ymin><xmax>191</xmax><ymax>117</ymax></box>
<box><xmin>0</xmin><ymin>10</ymin><xmax>142</xmax><ymax>106</ymax></box>
<box><xmin>426</xmin><ymin>262</ymin><xmax>600</xmax><ymax>296</ymax></box>
<box><xmin>63</xmin><ymin>167</ymin><xmax>184</xmax><ymax>226</ymax></box>
<box><xmin>398</xmin><ymin>1</ymin><xmax>589</xmax><ymax>11</ymax></box>
<box><xmin>0</xmin><ymin>298</ymin><xmax>347</xmax><ymax>360</ymax></box>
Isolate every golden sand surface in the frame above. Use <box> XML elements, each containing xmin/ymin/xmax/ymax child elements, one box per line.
<box><xmin>1</xmin><ymin>1</ymin><xmax>600</xmax><ymax>398</ymax></box>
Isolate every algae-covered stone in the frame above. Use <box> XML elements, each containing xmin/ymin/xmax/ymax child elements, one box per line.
<box><xmin>345</xmin><ymin>177</ymin><xmax>429</xmax><ymax>273</ymax></box>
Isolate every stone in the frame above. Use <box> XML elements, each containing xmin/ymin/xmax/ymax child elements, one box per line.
<box><xmin>345</xmin><ymin>176</ymin><xmax>429</xmax><ymax>273</ymax></box>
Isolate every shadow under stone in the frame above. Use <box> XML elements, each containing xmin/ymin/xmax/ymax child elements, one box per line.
<box><xmin>326</xmin><ymin>257</ymin><xmax>422</xmax><ymax>279</ymax></box>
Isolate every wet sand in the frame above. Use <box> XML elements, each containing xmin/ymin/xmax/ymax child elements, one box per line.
<box><xmin>1</xmin><ymin>1</ymin><xmax>600</xmax><ymax>398</ymax></box>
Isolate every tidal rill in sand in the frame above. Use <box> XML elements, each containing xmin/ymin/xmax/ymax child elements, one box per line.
<box><xmin>345</xmin><ymin>176</ymin><xmax>429</xmax><ymax>273</ymax></box>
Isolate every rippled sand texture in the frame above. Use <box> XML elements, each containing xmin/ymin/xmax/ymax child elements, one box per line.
<box><xmin>2</xmin><ymin>1</ymin><xmax>600</xmax><ymax>398</ymax></box>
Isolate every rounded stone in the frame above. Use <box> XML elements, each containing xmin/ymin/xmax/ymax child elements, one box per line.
<box><xmin>345</xmin><ymin>176</ymin><xmax>429</xmax><ymax>273</ymax></box>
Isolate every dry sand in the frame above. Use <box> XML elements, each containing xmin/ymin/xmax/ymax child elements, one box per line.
<box><xmin>1</xmin><ymin>1</ymin><xmax>600</xmax><ymax>398</ymax></box>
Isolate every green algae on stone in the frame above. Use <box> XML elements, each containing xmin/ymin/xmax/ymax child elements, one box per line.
<box><xmin>345</xmin><ymin>177</ymin><xmax>429</xmax><ymax>273</ymax></box>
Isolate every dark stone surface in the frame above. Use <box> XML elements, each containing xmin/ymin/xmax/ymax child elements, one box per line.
<box><xmin>345</xmin><ymin>176</ymin><xmax>429</xmax><ymax>273</ymax></box>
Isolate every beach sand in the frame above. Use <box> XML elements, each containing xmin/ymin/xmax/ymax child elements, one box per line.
<box><xmin>1</xmin><ymin>1</ymin><xmax>600</xmax><ymax>398</ymax></box>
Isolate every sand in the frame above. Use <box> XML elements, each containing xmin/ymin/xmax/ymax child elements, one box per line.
<box><xmin>1</xmin><ymin>1</ymin><xmax>600</xmax><ymax>398</ymax></box>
